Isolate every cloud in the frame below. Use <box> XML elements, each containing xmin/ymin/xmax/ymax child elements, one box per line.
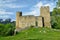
<box><xmin>44</xmin><ymin>3</ymin><xmax>56</xmax><ymax>11</ymax></box>
<box><xmin>0</xmin><ymin>0</ymin><xmax>28</xmax><ymax>9</ymax></box>
<box><xmin>23</xmin><ymin>2</ymin><xmax>43</xmax><ymax>16</ymax></box>
<box><xmin>0</xmin><ymin>15</ymin><xmax>10</xmax><ymax>19</ymax></box>
<box><xmin>0</xmin><ymin>0</ymin><xmax>57</xmax><ymax>21</ymax></box>
<box><xmin>23</xmin><ymin>1</ymin><xmax>56</xmax><ymax>16</ymax></box>
<box><xmin>5</xmin><ymin>4</ymin><xmax>27</xmax><ymax>8</ymax></box>
<box><xmin>0</xmin><ymin>10</ymin><xmax>13</xmax><ymax>15</ymax></box>
<box><xmin>34</xmin><ymin>2</ymin><xmax>43</xmax><ymax>8</ymax></box>
<box><xmin>0</xmin><ymin>0</ymin><xmax>16</xmax><ymax>3</ymax></box>
<box><xmin>0</xmin><ymin>3</ymin><xmax>28</xmax><ymax>8</ymax></box>
<box><xmin>34</xmin><ymin>2</ymin><xmax>55</xmax><ymax>11</ymax></box>
<box><xmin>4</xmin><ymin>0</ymin><xmax>16</xmax><ymax>2</ymax></box>
<box><xmin>23</xmin><ymin>10</ymin><xmax>39</xmax><ymax>16</ymax></box>
<box><xmin>12</xmin><ymin>19</ymin><xmax>16</xmax><ymax>21</ymax></box>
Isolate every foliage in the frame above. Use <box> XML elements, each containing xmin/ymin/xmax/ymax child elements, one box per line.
<box><xmin>0</xmin><ymin>24</ymin><xmax>5</xmax><ymax>36</ymax></box>
<box><xmin>0</xmin><ymin>23</ymin><xmax>15</xmax><ymax>36</ymax></box>
<box><xmin>0</xmin><ymin>28</ymin><xmax>60</xmax><ymax>40</ymax></box>
<box><xmin>56</xmin><ymin>0</ymin><xmax>60</xmax><ymax>7</ymax></box>
<box><xmin>51</xmin><ymin>8</ymin><xmax>60</xmax><ymax>29</ymax></box>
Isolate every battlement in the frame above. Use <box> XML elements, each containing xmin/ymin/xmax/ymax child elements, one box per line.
<box><xmin>41</xmin><ymin>6</ymin><xmax>49</xmax><ymax>8</ymax></box>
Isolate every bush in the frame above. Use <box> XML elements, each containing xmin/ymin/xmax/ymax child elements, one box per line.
<box><xmin>0</xmin><ymin>23</ymin><xmax>15</xmax><ymax>36</ymax></box>
<box><xmin>0</xmin><ymin>24</ymin><xmax>5</xmax><ymax>36</ymax></box>
<box><xmin>5</xmin><ymin>24</ymin><xmax>15</xmax><ymax>36</ymax></box>
<box><xmin>51</xmin><ymin>16</ymin><xmax>60</xmax><ymax>29</ymax></box>
<box><xmin>51</xmin><ymin>8</ymin><xmax>60</xmax><ymax>29</ymax></box>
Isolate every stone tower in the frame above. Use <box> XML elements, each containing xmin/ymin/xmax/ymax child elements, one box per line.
<box><xmin>16</xmin><ymin>12</ymin><xmax>22</xmax><ymax>29</ymax></box>
<box><xmin>40</xmin><ymin>6</ymin><xmax>51</xmax><ymax>28</ymax></box>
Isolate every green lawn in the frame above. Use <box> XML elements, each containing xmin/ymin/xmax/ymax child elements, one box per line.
<box><xmin>0</xmin><ymin>27</ymin><xmax>60</xmax><ymax>40</ymax></box>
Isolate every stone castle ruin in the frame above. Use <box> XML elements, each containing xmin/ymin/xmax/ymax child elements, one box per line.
<box><xmin>16</xmin><ymin>6</ymin><xmax>51</xmax><ymax>31</ymax></box>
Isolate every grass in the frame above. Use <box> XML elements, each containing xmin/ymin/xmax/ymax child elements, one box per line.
<box><xmin>0</xmin><ymin>27</ymin><xmax>60</xmax><ymax>40</ymax></box>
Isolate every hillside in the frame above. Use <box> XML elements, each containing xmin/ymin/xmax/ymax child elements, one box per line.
<box><xmin>0</xmin><ymin>27</ymin><xmax>60</xmax><ymax>40</ymax></box>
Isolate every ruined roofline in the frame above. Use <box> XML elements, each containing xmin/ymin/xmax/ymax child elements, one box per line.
<box><xmin>22</xmin><ymin>15</ymin><xmax>34</xmax><ymax>16</ymax></box>
<box><xmin>19</xmin><ymin>15</ymin><xmax>43</xmax><ymax>17</ymax></box>
<box><xmin>16</xmin><ymin>11</ymin><xmax>22</xmax><ymax>16</ymax></box>
<box><xmin>41</xmin><ymin>6</ymin><xmax>49</xmax><ymax>8</ymax></box>
<box><xmin>40</xmin><ymin>6</ymin><xmax>49</xmax><ymax>10</ymax></box>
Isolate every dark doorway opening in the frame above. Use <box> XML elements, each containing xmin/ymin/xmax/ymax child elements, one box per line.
<box><xmin>42</xmin><ymin>17</ymin><xmax>44</xmax><ymax>27</ymax></box>
<box><xmin>36</xmin><ymin>21</ymin><xmax>38</xmax><ymax>26</ymax></box>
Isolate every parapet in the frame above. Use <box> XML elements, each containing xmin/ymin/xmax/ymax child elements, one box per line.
<box><xmin>41</xmin><ymin>6</ymin><xmax>49</xmax><ymax>8</ymax></box>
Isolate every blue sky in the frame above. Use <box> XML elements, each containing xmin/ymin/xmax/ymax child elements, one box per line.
<box><xmin>0</xmin><ymin>0</ymin><xmax>58</xmax><ymax>21</ymax></box>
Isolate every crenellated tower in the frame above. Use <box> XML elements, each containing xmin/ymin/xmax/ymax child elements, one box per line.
<box><xmin>40</xmin><ymin>6</ymin><xmax>51</xmax><ymax>28</ymax></box>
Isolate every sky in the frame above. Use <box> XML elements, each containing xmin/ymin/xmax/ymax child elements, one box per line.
<box><xmin>0</xmin><ymin>0</ymin><xmax>58</xmax><ymax>21</ymax></box>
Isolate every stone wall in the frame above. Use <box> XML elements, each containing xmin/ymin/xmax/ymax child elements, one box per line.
<box><xmin>36</xmin><ymin>16</ymin><xmax>43</xmax><ymax>27</ymax></box>
<box><xmin>19</xmin><ymin>16</ymin><xmax>43</xmax><ymax>29</ymax></box>
<box><xmin>19</xmin><ymin>16</ymin><xmax>35</xmax><ymax>28</ymax></box>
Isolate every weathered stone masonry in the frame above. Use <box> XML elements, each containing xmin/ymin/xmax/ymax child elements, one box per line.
<box><xmin>16</xmin><ymin>6</ymin><xmax>51</xmax><ymax>31</ymax></box>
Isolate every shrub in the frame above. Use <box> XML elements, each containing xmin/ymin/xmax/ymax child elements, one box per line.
<box><xmin>0</xmin><ymin>24</ymin><xmax>5</xmax><ymax>36</ymax></box>
<box><xmin>51</xmin><ymin>8</ymin><xmax>60</xmax><ymax>29</ymax></box>
<box><xmin>0</xmin><ymin>23</ymin><xmax>15</xmax><ymax>36</ymax></box>
<box><xmin>4</xmin><ymin>23</ymin><xmax>15</xmax><ymax>36</ymax></box>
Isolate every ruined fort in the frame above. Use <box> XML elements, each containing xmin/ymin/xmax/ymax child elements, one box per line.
<box><xmin>16</xmin><ymin>6</ymin><xmax>51</xmax><ymax>31</ymax></box>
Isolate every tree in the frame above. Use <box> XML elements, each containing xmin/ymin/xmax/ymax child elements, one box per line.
<box><xmin>5</xmin><ymin>23</ymin><xmax>15</xmax><ymax>36</ymax></box>
<box><xmin>0</xmin><ymin>24</ymin><xmax>5</xmax><ymax>36</ymax></box>
<box><xmin>51</xmin><ymin>8</ymin><xmax>60</xmax><ymax>29</ymax></box>
<box><xmin>56</xmin><ymin>0</ymin><xmax>60</xmax><ymax>8</ymax></box>
<box><xmin>0</xmin><ymin>23</ymin><xmax>15</xmax><ymax>36</ymax></box>
<box><xmin>0</xmin><ymin>19</ymin><xmax>3</xmax><ymax>22</ymax></box>
<box><xmin>5</xmin><ymin>18</ymin><xmax>11</xmax><ymax>23</ymax></box>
